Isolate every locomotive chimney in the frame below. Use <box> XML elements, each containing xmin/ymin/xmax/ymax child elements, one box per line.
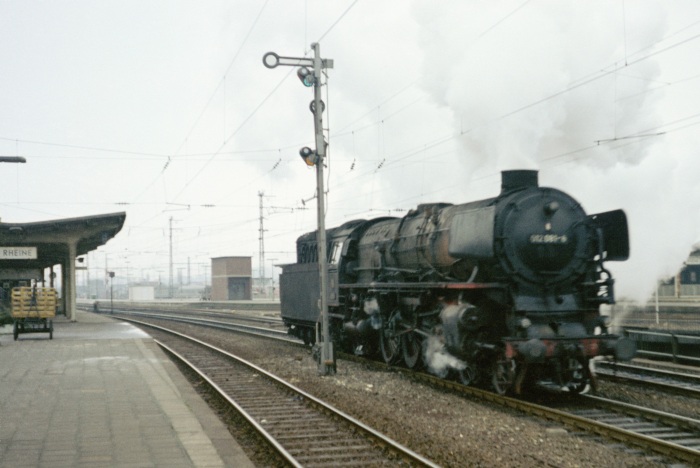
<box><xmin>501</xmin><ymin>170</ymin><xmax>538</xmax><ymax>194</ymax></box>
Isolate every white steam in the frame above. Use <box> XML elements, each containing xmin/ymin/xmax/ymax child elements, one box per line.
<box><xmin>413</xmin><ymin>1</ymin><xmax>700</xmax><ymax>302</ymax></box>
<box><xmin>423</xmin><ymin>335</ymin><xmax>466</xmax><ymax>378</ymax></box>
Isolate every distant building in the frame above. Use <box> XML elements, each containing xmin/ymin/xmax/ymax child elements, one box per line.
<box><xmin>680</xmin><ymin>250</ymin><xmax>700</xmax><ymax>285</ymax></box>
<box><xmin>129</xmin><ymin>285</ymin><xmax>155</xmax><ymax>301</ymax></box>
<box><xmin>659</xmin><ymin>248</ymin><xmax>700</xmax><ymax>297</ymax></box>
<box><xmin>211</xmin><ymin>256</ymin><xmax>252</xmax><ymax>300</ymax></box>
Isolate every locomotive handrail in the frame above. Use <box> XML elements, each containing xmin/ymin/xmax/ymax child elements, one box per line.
<box><xmin>351</xmin><ymin>265</ymin><xmax>420</xmax><ymax>273</ymax></box>
<box><xmin>626</xmin><ymin>329</ymin><xmax>699</xmax><ymax>340</ymax></box>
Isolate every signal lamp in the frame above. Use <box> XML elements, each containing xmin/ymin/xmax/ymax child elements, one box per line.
<box><xmin>299</xmin><ymin>147</ymin><xmax>318</xmax><ymax>166</ymax></box>
<box><xmin>297</xmin><ymin>67</ymin><xmax>315</xmax><ymax>87</ymax></box>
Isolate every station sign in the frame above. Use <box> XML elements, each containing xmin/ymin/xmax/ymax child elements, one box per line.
<box><xmin>0</xmin><ymin>246</ymin><xmax>38</xmax><ymax>260</ymax></box>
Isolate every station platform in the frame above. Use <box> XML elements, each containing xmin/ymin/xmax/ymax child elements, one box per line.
<box><xmin>0</xmin><ymin>311</ymin><xmax>254</xmax><ymax>467</ymax></box>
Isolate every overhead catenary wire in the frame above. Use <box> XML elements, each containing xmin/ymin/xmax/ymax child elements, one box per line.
<box><xmin>138</xmin><ymin>2</ymin><xmax>361</xmax><ymax>252</ymax></box>
<box><xmin>5</xmin><ymin>26</ymin><xmax>698</xmax><ymax>241</ymax></box>
<box><xmin>313</xmin><ymin>0</ymin><xmax>359</xmax><ymax>45</ymax></box>
<box><xmin>3</xmin><ymin>4</ymin><xmax>699</xmax><ymax>278</ymax></box>
<box><xmin>170</xmin><ymin>0</ymin><xmax>360</xmax><ymax>208</ymax></box>
<box><xmin>130</xmin><ymin>0</ymin><xmax>271</xmax><ymax>205</ymax></box>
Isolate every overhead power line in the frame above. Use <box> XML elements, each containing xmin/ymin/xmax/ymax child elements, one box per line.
<box><xmin>0</xmin><ymin>136</ymin><xmax>167</xmax><ymax>159</ymax></box>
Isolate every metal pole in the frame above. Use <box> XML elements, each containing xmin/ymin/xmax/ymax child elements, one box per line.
<box><xmin>655</xmin><ymin>283</ymin><xmax>660</xmax><ymax>325</ymax></box>
<box><xmin>109</xmin><ymin>272</ymin><xmax>114</xmax><ymax>314</ymax></box>
<box><xmin>169</xmin><ymin>217</ymin><xmax>174</xmax><ymax>298</ymax></box>
<box><xmin>105</xmin><ymin>252</ymin><xmax>109</xmax><ymax>299</ymax></box>
<box><xmin>269</xmin><ymin>258</ymin><xmax>277</xmax><ymax>299</ymax></box>
<box><xmin>259</xmin><ymin>191</ymin><xmax>265</xmax><ymax>297</ymax></box>
<box><xmin>86</xmin><ymin>252</ymin><xmax>91</xmax><ymax>299</ymax></box>
<box><xmin>311</xmin><ymin>42</ymin><xmax>334</xmax><ymax>375</ymax></box>
<box><xmin>262</xmin><ymin>44</ymin><xmax>335</xmax><ymax>375</ymax></box>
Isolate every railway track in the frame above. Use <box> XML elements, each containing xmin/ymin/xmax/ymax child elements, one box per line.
<box><xmin>406</xmin><ymin>372</ymin><xmax>700</xmax><ymax>464</ymax></box>
<box><xmin>101</xmin><ymin>305</ymin><xmax>285</xmax><ymax>328</ymax></box>
<box><xmin>110</xmin><ymin>309</ymin><xmax>700</xmax><ymax>464</ymax></box>
<box><xmin>555</xmin><ymin>394</ymin><xmax>700</xmax><ymax>462</ymax></box>
<box><xmin>111</xmin><ymin>306</ymin><xmax>700</xmax><ymax>398</ymax></box>
<box><xmin>127</xmin><ymin>318</ymin><xmax>439</xmax><ymax>467</ymax></box>
<box><xmin>106</xmin><ymin>307</ymin><xmax>295</xmax><ymax>342</ymax></box>
<box><xmin>595</xmin><ymin>360</ymin><xmax>700</xmax><ymax>398</ymax></box>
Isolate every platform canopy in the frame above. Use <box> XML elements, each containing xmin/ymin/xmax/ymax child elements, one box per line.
<box><xmin>0</xmin><ymin>212</ymin><xmax>126</xmax><ymax>321</ymax></box>
<box><xmin>0</xmin><ymin>212</ymin><xmax>126</xmax><ymax>269</ymax></box>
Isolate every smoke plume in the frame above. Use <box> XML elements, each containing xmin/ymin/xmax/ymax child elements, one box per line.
<box><xmin>413</xmin><ymin>1</ymin><xmax>700</xmax><ymax>302</ymax></box>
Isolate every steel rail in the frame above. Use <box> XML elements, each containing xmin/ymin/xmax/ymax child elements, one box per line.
<box><xmin>156</xmin><ymin>339</ymin><xmax>302</xmax><ymax>468</ymax></box>
<box><xmin>110</xmin><ymin>308</ymin><xmax>295</xmax><ymax>342</ymax></box>
<box><xmin>341</xmin><ymin>355</ymin><xmax>700</xmax><ymax>464</ymax></box>
<box><xmin>87</xmin><ymin>303</ymin><xmax>284</xmax><ymax>326</ymax></box>
<box><xmin>595</xmin><ymin>360</ymin><xmax>700</xmax><ymax>398</ymax></box>
<box><xmin>575</xmin><ymin>394</ymin><xmax>700</xmax><ymax>464</ymax></box>
<box><xmin>125</xmin><ymin>317</ymin><xmax>440</xmax><ymax>467</ymax></box>
<box><xmin>114</xmin><ymin>310</ymin><xmax>700</xmax><ymax>464</ymax></box>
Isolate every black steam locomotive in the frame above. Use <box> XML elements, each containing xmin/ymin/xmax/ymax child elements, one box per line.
<box><xmin>279</xmin><ymin>170</ymin><xmax>635</xmax><ymax>394</ymax></box>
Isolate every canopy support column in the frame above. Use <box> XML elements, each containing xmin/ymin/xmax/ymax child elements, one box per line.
<box><xmin>65</xmin><ymin>241</ymin><xmax>78</xmax><ymax>322</ymax></box>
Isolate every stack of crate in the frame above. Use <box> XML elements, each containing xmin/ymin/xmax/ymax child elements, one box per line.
<box><xmin>11</xmin><ymin>287</ymin><xmax>57</xmax><ymax>318</ymax></box>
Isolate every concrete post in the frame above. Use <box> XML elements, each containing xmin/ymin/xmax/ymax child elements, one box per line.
<box><xmin>65</xmin><ymin>241</ymin><xmax>77</xmax><ymax>321</ymax></box>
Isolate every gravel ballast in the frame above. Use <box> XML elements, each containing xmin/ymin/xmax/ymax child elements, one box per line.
<box><xmin>160</xmin><ymin>322</ymin><xmax>675</xmax><ymax>467</ymax></box>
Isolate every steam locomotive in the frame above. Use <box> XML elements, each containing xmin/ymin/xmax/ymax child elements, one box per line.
<box><xmin>279</xmin><ymin>170</ymin><xmax>635</xmax><ymax>394</ymax></box>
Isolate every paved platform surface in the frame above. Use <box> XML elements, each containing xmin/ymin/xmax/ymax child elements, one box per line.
<box><xmin>0</xmin><ymin>311</ymin><xmax>254</xmax><ymax>467</ymax></box>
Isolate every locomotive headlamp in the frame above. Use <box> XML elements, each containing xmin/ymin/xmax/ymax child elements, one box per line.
<box><xmin>299</xmin><ymin>146</ymin><xmax>318</xmax><ymax>166</ymax></box>
<box><xmin>519</xmin><ymin>318</ymin><xmax>532</xmax><ymax>329</ymax></box>
<box><xmin>297</xmin><ymin>67</ymin><xmax>315</xmax><ymax>87</ymax></box>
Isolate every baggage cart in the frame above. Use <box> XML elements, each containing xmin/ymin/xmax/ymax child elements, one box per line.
<box><xmin>11</xmin><ymin>286</ymin><xmax>57</xmax><ymax>340</ymax></box>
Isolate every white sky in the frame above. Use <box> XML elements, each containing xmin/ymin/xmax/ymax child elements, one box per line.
<box><xmin>1</xmin><ymin>1</ymin><xmax>699</xmax><ymax>301</ymax></box>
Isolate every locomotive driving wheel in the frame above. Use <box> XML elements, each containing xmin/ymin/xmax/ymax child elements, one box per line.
<box><xmin>380</xmin><ymin>308</ymin><xmax>403</xmax><ymax>365</ymax></box>
<box><xmin>560</xmin><ymin>356</ymin><xmax>588</xmax><ymax>394</ymax></box>
<box><xmin>491</xmin><ymin>355</ymin><xmax>516</xmax><ymax>395</ymax></box>
<box><xmin>380</xmin><ymin>328</ymin><xmax>401</xmax><ymax>364</ymax></box>
<box><xmin>457</xmin><ymin>364</ymin><xmax>478</xmax><ymax>386</ymax></box>
<box><xmin>401</xmin><ymin>331</ymin><xmax>423</xmax><ymax>369</ymax></box>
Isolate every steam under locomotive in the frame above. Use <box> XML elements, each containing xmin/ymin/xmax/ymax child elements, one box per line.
<box><xmin>279</xmin><ymin>170</ymin><xmax>635</xmax><ymax>394</ymax></box>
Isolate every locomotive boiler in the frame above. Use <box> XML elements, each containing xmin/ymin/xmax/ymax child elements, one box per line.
<box><xmin>280</xmin><ymin>170</ymin><xmax>635</xmax><ymax>394</ymax></box>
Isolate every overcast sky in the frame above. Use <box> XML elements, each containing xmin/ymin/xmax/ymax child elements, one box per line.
<box><xmin>1</xmin><ymin>1</ymin><xmax>699</xmax><ymax>301</ymax></box>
